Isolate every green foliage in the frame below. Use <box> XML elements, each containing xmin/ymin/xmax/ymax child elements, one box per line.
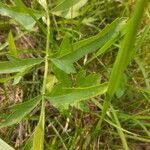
<box><xmin>0</xmin><ymin>2</ymin><xmax>43</xmax><ymax>30</ymax></box>
<box><xmin>52</xmin><ymin>64</ymin><xmax>72</xmax><ymax>87</ymax></box>
<box><xmin>98</xmin><ymin>1</ymin><xmax>148</xmax><ymax>149</ymax></box>
<box><xmin>51</xmin><ymin>18</ymin><xmax>126</xmax><ymax>73</ymax></box>
<box><xmin>7</xmin><ymin>31</ymin><xmax>18</xmax><ymax>57</ymax></box>
<box><xmin>76</xmin><ymin>69</ymin><xmax>101</xmax><ymax>87</ymax></box>
<box><xmin>107</xmin><ymin>0</ymin><xmax>148</xmax><ymax>97</ymax></box>
<box><xmin>51</xmin><ymin>0</ymin><xmax>88</xmax><ymax>19</ymax></box>
<box><xmin>46</xmin><ymin>82</ymin><xmax>108</xmax><ymax>110</ymax></box>
<box><xmin>33</xmin><ymin>99</ymin><xmax>45</xmax><ymax>150</ymax></box>
<box><xmin>0</xmin><ymin>138</ymin><xmax>14</xmax><ymax>150</ymax></box>
<box><xmin>0</xmin><ymin>96</ymin><xmax>41</xmax><ymax>128</ymax></box>
<box><xmin>0</xmin><ymin>0</ymin><xmax>149</xmax><ymax>149</ymax></box>
<box><xmin>0</xmin><ymin>58</ymin><xmax>43</xmax><ymax>74</ymax></box>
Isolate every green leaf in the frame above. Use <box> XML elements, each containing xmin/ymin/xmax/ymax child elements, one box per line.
<box><xmin>0</xmin><ymin>138</ymin><xmax>14</xmax><ymax>150</ymax></box>
<box><xmin>7</xmin><ymin>31</ymin><xmax>18</xmax><ymax>57</ymax></box>
<box><xmin>51</xmin><ymin>18</ymin><xmax>126</xmax><ymax>73</ymax></box>
<box><xmin>87</xmin><ymin>20</ymin><xmax>126</xmax><ymax>64</ymax></box>
<box><xmin>0</xmin><ymin>2</ymin><xmax>43</xmax><ymax>30</ymax></box>
<box><xmin>38</xmin><ymin>0</ymin><xmax>47</xmax><ymax>10</ymax></box>
<box><xmin>115</xmin><ymin>74</ymin><xmax>127</xmax><ymax>98</ymax></box>
<box><xmin>0</xmin><ymin>58</ymin><xmax>43</xmax><ymax>74</ymax></box>
<box><xmin>45</xmin><ymin>82</ymin><xmax>108</xmax><ymax>109</ymax></box>
<box><xmin>107</xmin><ymin>1</ymin><xmax>147</xmax><ymax>97</ymax></box>
<box><xmin>74</xmin><ymin>101</ymin><xmax>89</xmax><ymax>112</ymax></box>
<box><xmin>76</xmin><ymin>70</ymin><xmax>101</xmax><ymax>87</ymax></box>
<box><xmin>0</xmin><ymin>66</ymin><xmax>32</xmax><ymax>83</ymax></box>
<box><xmin>51</xmin><ymin>0</ymin><xmax>88</xmax><ymax>19</ymax></box>
<box><xmin>52</xmin><ymin>64</ymin><xmax>72</xmax><ymax>87</ymax></box>
<box><xmin>0</xmin><ymin>96</ymin><xmax>42</xmax><ymax>128</ymax></box>
<box><xmin>13</xmin><ymin>0</ymin><xmax>46</xmax><ymax>35</ymax></box>
<box><xmin>13</xmin><ymin>67</ymin><xmax>33</xmax><ymax>85</ymax></box>
<box><xmin>7</xmin><ymin>31</ymin><xmax>26</xmax><ymax>84</ymax></box>
<box><xmin>59</xmin><ymin>33</ymin><xmax>72</xmax><ymax>57</ymax></box>
<box><xmin>46</xmin><ymin>74</ymin><xmax>58</xmax><ymax>93</ymax></box>
<box><xmin>33</xmin><ymin>100</ymin><xmax>45</xmax><ymax>150</ymax></box>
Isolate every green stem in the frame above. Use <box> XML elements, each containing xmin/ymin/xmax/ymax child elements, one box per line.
<box><xmin>36</xmin><ymin>2</ymin><xmax>50</xmax><ymax>149</ymax></box>
<box><xmin>42</xmin><ymin>9</ymin><xmax>50</xmax><ymax>95</ymax></box>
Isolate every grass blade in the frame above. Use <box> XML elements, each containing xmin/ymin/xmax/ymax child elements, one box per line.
<box><xmin>98</xmin><ymin>0</ymin><xmax>148</xmax><ymax>132</ymax></box>
<box><xmin>110</xmin><ymin>105</ymin><xmax>129</xmax><ymax>150</ymax></box>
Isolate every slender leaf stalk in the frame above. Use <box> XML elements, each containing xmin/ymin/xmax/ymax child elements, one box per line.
<box><xmin>33</xmin><ymin>1</ymin><xmax>50</xmax><ymax>149</ymax></box>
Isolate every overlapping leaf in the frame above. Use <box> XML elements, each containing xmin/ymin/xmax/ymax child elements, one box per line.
<box><xmin>51</xmin><ymin>0</ymin><xmax>88</xmax><ymax>19</ymax></box>
<box><xmin>0</xmin><ymin>96</ymin><xmax>42</xmax><ymax>128</ymax></box>
<box><xmin>45</xmin><ymin>82</ymin><xmax>108</xmax><ymax>109</ymax></box>
<box><xmin>0</xmin><ymin>58</ymin><xmax>43</xmax><ymax>74</ymax></box>
<box><xmin>76</xmin><ymin>70</ymin><xmax>101</xmax><ymax>87</ymax></box>
<box><xmin>0</xmin><ymin>2</ymin><xmax>43</xmax><ymax>30</ymax></box>
<box><xmin>51</xmin><ymin>18</ymin><xmax>126</xmax><ymax>73</ymax></box>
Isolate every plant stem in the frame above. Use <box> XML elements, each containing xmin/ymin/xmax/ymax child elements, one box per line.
<box><xmin>42</xmin><ymin>8</ymin><xmax>50</xmax><ymax>95</ymax></box>
<box><xmin>38</xmin><ymin>2</ymin><xmax>51</xmax><ymax>149</ymax></box>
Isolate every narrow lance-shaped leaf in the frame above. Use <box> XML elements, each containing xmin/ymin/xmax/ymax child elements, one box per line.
<box><xmin>0</xmin><ymin>58</ymin><xmax>43</xmax><ymax>74</ymax></box>
<box><xmin>108</xmin><ymin>0</ymin><xmax>148</xmax><ymax>97</ymax></box>
<box><xmin>51</xmin><ymin>0</ymin><xmax>88</xmax><ymax>19</ymax></box>
<box><xmin>0</xmin><ymin>66</ymin><xmax>32</xmax><ymax>83</ymax></box>
<box><xmin>7</xmin><ymin>31</ymin><xmax>18</xmax><ymax>57</ymax></box>
<box><xmin>0</xmin><ymin>2</ymin><xmax>43</xmax><ymax>30</ymax></box>
<box><xmin>0</xmin><ymin>96</ymin><xmax>42</xmax><ymax>128</ymax></box>
<box><xmin>46</xmin><ymin>82</ymin><xmax>108</xmax><ymax>109</ymax></box>
<box><xmin>33</xmin><ymin>99</ymin><xmax>45</xmax><ymax>150</ymax></box>
<box><xmin>0</xmin><ymin>138</ymin><xmax>14</xmax><ymax>150</ymax></box>
<box><xmin>14</xmin><ymin>0</ymin><xmax>47</xmax><ymax>34</ymax></box>
<box><xmin>87</xmin><ymin>21</ymin><xmax>126</xmax><ymax>64</ymax></box>
<box><xmin>51</xmin><ymin>18</ymin><xmax>126</xmax><ymax>73</ymax></box>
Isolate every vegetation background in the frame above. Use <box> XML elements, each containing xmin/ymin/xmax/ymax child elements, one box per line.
<box><xmin>0</xmin><ymin>0</ymin><xmax>149</xmax><ymax>150</ymax></box>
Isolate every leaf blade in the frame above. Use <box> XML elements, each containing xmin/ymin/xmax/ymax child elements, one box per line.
<box><xmin>7</xmin><ymin>31</ymin><xmax>18</xmax><ymax>57</ymax></box>
<box><xmin>0</xmin><ymin>2</ymin><xmax>43</xmax><ymax>30</ymax></box>
<box><xmin>51</xmin><ymin>18</ymin><xmax>126</xmax><ymax>73</ymax></box>
<box><xmin>46</xmin><ymin>83</ymin><xmax>108</xmax><ymax>109</ymax></box>
<box><xmin>33</xmin><ymin>100</ymin><xmax>45</xmax><ymax>150</ymax></box>
<box><xmin>0</xmin><ymin>96</ymin><xmax>42</xmax><ymax>128</ymax></box>
<box><xmin>0</xmin><ymin>58</ymin><xmax>43</xmax><ymax>74</ymax></box>
<box><xmin>0</xmin><ymin>138</ymin><xmax>14</xmax><ymax>150</ymax></box>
